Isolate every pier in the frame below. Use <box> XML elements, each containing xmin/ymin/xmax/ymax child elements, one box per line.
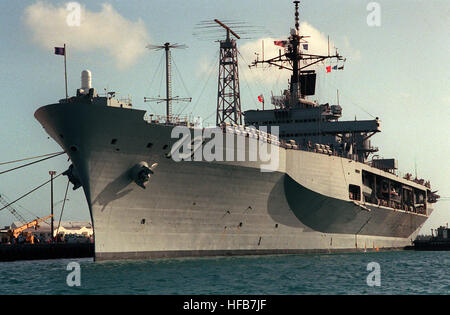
<box><xmin>0</xmin><ymin>243</ymin><xmax>94</xmax><ymax>262</ymax></box>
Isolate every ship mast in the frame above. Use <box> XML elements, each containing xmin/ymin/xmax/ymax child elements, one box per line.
<box><xmin>215</xmin><ymin>19</ymin><xmax>242</xmax><ymax>126</ymax></box>
<box><xmin>291</xmin><ymin>0</ymin><xmax>301</xmax><ymax>106</ymax></box>
<box><xmin>251</xmin><ymin>1</ymin><xmax>345</xmax><ymax>108</ymax></box>
<box><xmin>145</xmin><ymin>42</ymin><xmax>192</xmax><ymax>123</ymax></box>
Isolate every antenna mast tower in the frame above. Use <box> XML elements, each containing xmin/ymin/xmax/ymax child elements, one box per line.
<box><xmin>215</xmin><ymin>20</ymin><xmax>242</xmax><ymax>126</ymax></box>
<box><xmin>145</xmin><ymin>42</ymin><xmax>191</xmax><ymax>123</ymax></box>
<box><xmin>250</xmin><ymin>1</ymin><xmax>345</xmax><ymax>108</ymax></box>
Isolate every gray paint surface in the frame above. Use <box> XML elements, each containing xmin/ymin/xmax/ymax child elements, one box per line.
<box><xmin>34</xmin><ymin>101</ymin><xmax>431</xmax><ymax>260</ymax></box>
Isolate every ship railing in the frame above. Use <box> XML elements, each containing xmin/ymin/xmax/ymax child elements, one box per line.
<box><xmin>218</xmin><ymin>123</ymin><xmax>345</xmax><ymax>156</ymax></box>
<box><xmin>218</xmin><ymin>125</ymin><xmax>434</xmax><ymax>195</ymax></box>
<box><xmin>144</xmin><ymin>114</ymin><xmax>200</xmax><ymax>127</ymax></box>
<box><xmin>219</xmin><ymin>123</ymin><xmax>282</xmax><ymax>143</ymax></box>
<box><xmin>371</xmin><ymin>168</ymin><xmax>432</xmax><ymax>189</ymax></box>
<box><xmin>400</xmin><ymin>172</ymin><xmax>431</xmax><ymax>188</ymax></box>
<box><xmin>365</xmin><ymin>199</ymin><xmax>428</xmax><ymax>215</ymax></box>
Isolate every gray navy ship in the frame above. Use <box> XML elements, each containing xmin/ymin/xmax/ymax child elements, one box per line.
<box><xmin>35</xmin><ymin>2</ymin><xmax>439</xmax><ymax>261</ymax></box>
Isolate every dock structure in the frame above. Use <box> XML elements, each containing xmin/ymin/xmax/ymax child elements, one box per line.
<box><xmin>0</xmin><ymin>243</ymin><xmax>94</xmax><ymax>262</ymax></box>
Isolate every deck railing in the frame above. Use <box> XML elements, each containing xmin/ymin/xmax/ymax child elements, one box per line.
<box><xmin>144</xmin><ymin>114</ymin><xmax>200</xmax><ymax>127</ymax></box>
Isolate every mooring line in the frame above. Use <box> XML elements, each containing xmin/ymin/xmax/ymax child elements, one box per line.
<box><xmin>0</xmin><ymin>151</ymin><xmax>65</xmax><ymax>175</ymax></box>
<box><xmin>56</xmin><ymin>179</ymin><xmax>70</xmax><ymax>234</ymax></box>
<box><xmin>0</xmin><ymin>151</ymin><xmax>65</xmax><ymax>166</ymax></box>
<box><xmin>0</xmin><ymin>173</ymin><xmax>63</xmax><ymax>212</ymax></box>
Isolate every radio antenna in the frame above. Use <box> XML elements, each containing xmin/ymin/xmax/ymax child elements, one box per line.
<box><xmin>144</xmin><ymin>42</ymin><xmax>191</xmax><ymax>123</ymax></box>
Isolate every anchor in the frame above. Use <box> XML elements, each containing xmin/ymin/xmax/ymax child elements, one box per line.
<box><xmin>130</xmin><ymin>161</ymin><xmax>158</xmax><ymax>189</ymax></box>
<box><xmin>62</xmin><ymin>164</ymin><xmax>82</xmax><ymax>190</ymax></box>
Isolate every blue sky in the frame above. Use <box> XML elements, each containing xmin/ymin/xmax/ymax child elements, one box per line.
<box><xmin>0</xmin><ymin>0</ymin><xmax>448</xmax><ymax>234</ymax></box>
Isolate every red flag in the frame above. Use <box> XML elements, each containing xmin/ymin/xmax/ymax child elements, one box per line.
<box><xmin>326</xmin><ymin>66</ymin><xmax>331</xmax><ymax>73</ymax></box>
<box><xmin>273</xmin><ymin>40</ymin><xmax>288</xmax><ymax>47</ymax></box>
<box><xmin>258</xmin><ymin>95</ymin><xmax>264</xmax><ymax>103</ymax></box>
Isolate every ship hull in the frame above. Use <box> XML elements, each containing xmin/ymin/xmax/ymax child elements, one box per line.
<box><xmin>34</xmin><ymin>102</ymin><xmax>429</xmax><ymax>261</ymax></box>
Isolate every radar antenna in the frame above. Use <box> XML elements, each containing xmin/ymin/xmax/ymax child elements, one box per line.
<box><xmin>214</xmin><ymin>19</ymin><xmax>242</xmax><ymax>126</ymax></box>
<box><xmin>250</xmin><ymin>1</ymin><xmax>345</xmax><ymax>108</ymax></box>
<box><xmin>144</xmin><ymin>42</ymin><xmax>192</xmax><ymax>123</ymax></box>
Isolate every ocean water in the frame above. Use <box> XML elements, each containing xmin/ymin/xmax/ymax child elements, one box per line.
<box><xmin>0</xmin><ymin>251</ymin><xmax>448</xmax><ymax>295</ymax></box>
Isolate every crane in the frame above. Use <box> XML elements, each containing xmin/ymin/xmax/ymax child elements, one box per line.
<box><xmin>9</xmin><ymin>214</ymin><xmax>53</xmax><ymax>239</ymax></box>
<box><xmin>0</xmin><ymin>194</ymin><xmax>28</xmax><ymax>225</ymax></box>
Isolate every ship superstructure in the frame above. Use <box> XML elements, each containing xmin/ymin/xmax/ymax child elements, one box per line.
<box><xmin>244</xmin><ymin>1</ymin><xmax>438</xmax><ymax>215</ymax></box>
<box><xmin>34</xmin><ymin>2</ymin><xmax>438</xmax><ymax>261</ymax></box>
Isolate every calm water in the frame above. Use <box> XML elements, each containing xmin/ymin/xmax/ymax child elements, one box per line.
<box><xmin>0</xmin><ymin>251</ymin><xmax>448</xmax><ymax>295</ymax></box>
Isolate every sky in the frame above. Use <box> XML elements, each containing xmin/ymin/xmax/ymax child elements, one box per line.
<box><xmin>0</xmin><ymin>0</ymin><xmax>448</xmax><ymax>235</ymax></box>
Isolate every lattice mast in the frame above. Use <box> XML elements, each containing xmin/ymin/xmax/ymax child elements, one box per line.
<box><xmin>145</xmin><ymin>42</ymin><xmax>191</xmax><ymax>123</ymax></box>
<box><xmin>215</xmin><ymin>20</ymin><xmax>242</xmax><ymax>126</ymax></box>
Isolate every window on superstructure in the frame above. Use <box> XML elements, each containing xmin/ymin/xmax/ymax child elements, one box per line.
<box><xmin>349</xmin><ymin>185</ymin><xmax>361</xmax><ymax>201</ymax></box>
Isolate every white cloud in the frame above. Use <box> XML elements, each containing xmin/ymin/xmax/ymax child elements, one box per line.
<box><xmin>23</xmin><ymin>2</ymin><xmax>150</xmax><ymax>69</ymax></box>
<box><xmin>299</xmin><ymin>21</ymin><xmax>334</xmax><ymax>56</ymax></box>
<box><xmin>239</xmin><ymin>36</ymin><xmax>290</xmax><ymax>87</ymax></box>
<box><xmin>342</xmin><ymin>36</ymin><xmax>361</xmax><ymax>62</ymax></box>
<box><xmin>197</xmin><ymin>54</ymin><xmax>217</xmax><ymax>77</ymax></box>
